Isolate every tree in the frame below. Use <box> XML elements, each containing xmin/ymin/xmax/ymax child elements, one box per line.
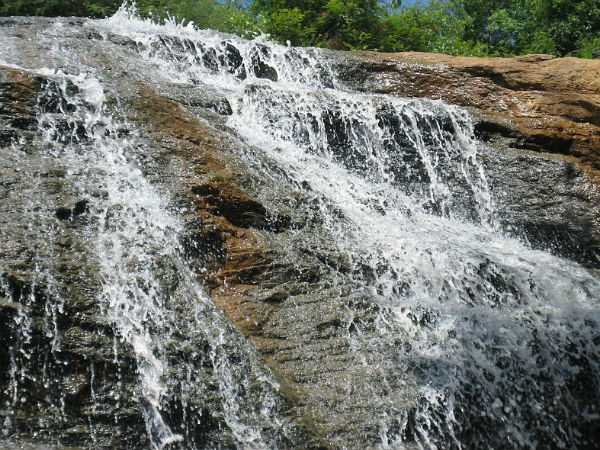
<box><xmin>261</xmin><ymin>8</ymin><xmax>313</xmax><ymax>46</ymax></box>
<box><xmin>440</xmin><ymin>0</ymin><xmax>600</xmax><ymax>56</ymax></box>
<box><xmin>1</xmin><ymin>0</ymin><xmax>598</xmax><ymax>57</ymax></box>
<box><xmin>251</xmin><ymin>0</ymin><xmax>385</xmax><ymax>49</ymax></box>
<box><xmin>0</xmin><ymin>0</ymin><xmax>121</xmax><ymax>17</ymax></box>
<box><xmin>133</xmin><ymin>0</ymin><xmax>257</xmax><ymax>36</ymax></box>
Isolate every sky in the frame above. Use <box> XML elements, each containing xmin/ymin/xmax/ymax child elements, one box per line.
<box><xmin>399</xmin><ymin>0</ymin><xmax>430</xmax><ymax>6</ymax></box>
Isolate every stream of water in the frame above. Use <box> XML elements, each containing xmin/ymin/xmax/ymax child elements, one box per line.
<box><xmin>0</xmin><ymin>47</ymin><xmax>302</xmax><ymax>450</ymax></box>
<box><xmin>0</xmin><ymin>5</ymin><xmax>598</xmax><ymax>449</ymax></box>
<box><xmin>99</xmin><ymin>6</ymin><xmax>600</xmax><ymax>448</ymax></box>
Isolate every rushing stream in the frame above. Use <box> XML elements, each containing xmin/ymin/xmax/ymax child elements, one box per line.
<box><xmin>0</xmin><ymin>5</ymin><xmax>599</xmax><ymax>449</ymax></box>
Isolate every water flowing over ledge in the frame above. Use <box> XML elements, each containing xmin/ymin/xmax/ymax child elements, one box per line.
<box><xmin>0</xmin><ymin>7</ymin><xmax>599</xmax><ymax>450</ymax></box>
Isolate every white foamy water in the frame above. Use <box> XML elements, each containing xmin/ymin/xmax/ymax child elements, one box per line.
<box><xmin>0</xmin><ymin>57</ymin><xmax>301</xmax><ymax>447</ymax></box>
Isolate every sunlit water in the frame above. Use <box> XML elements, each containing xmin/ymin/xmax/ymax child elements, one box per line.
<box><xmin>0</xmin><ymin>4</ymin><xmax>598</xmax><ymax>449</ymax></box>
<box><xmin>0</xmin><ymin>52</ymin><xmax>301</xmax><ymax>450</ymax></box>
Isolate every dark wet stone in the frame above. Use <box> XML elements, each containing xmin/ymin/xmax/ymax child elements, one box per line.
<box><xmin>55</xmin><ymin>200</ymin><xmax>89</xmax><ymax>220</ymax></box>
<box><xmin>257</xmin><ymin>289</ymin><xmax>288</xmax><ymax>303</ymax></box>
<box><xmin>251</xmin><ymin>48</ymin><xmax>278</xmax><ymax>81</ymax></box>
<box><xmin>221</xmin><ymin>42</ymin><xmax>247</xmax><ymax>79</ymax></box>
<box><xmin>73</xmin><ymin>199</ymin><xmax>89</xmax><ymax>216</ymax></box>
<box><xmin>55</xmin><ymin>206</ymin><xmax>72</xmax><ymax>220</ymax></box>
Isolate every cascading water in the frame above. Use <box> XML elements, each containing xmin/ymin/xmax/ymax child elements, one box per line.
<box><xmin>0</xmin><ymin>5</ymin><xmax>598</xmax><ymax>450</ymax></box>
<box><xmin>0</xmin><ymin>51</ymin><xmax>307</xmax><ymax>450</ymax></box>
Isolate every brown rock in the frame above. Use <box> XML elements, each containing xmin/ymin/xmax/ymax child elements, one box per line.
<box><xmin>0</xmin><ymin>66</ymin><xmax>41</xmax><ymax>133</ymax></box>
<box><xmin>126</xmin><ymin>83</ymin><xmax>290</xmax><ymax>348</ymax></box>
<box><xmin>349</xmin><ymin>52</ymin><xmax>600</xmax><ymax>178</ymax></box>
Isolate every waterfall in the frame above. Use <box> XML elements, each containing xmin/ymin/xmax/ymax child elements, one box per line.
<box><xmin>0</xmin><ymin>6</ymin><xmax>598</xmax><ymax>450</ymax></box>
<box><xmin>0</xmin><ymin>60</ymin><xmax>303</xmax><ymax>450</ymax></box>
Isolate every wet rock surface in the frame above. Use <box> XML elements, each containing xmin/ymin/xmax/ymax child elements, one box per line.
<box><xmin>0</xmin><ymin>67</ymin><xmax>146</xmax><ymax>449</ymax></box>
<box><xmin>126</xmin><ymin>75</ymin><xmax>413</xmax><ymax>448</ymax></box>
<box><xmin>0</xmin><ymin>16</ymin><xmax>599</xmax><ymax>450</ymax></box>
<box><xmin>342</xmin><ymin>51</ymin><xmax>600</xmax><ymax>267</ymax></box>
<box><xmin>344</xmin><ymin>52</ymin><xmax>600</xmax><ymax>163</ymax></box>
<box><xmin>0</xmin><ymin>20</ymin><xmax>318</xmax><ymax>449</ymax></box>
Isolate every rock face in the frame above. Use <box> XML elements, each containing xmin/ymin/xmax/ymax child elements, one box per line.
<box><xmin>0</xmin><ymin>15</ymin><xmax>599</xmax><ymax>450</ymax></box>
<box><xmin>347</xmin><ymin>52</ymin><xmax>600</xmax><ymax>166</ymax></box>
<box><xmin>0</xmin><ymin>65</ymin><xmax>148</xmax><ymax>449</ymax></box>
<box><xmin>342</xmin><ymin>52</ymin><xmax>600</xmax><ymax>266</ymax></box>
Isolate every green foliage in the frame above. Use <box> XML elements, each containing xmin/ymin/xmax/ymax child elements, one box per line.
<box><xmin>260</xmin><ymin>8</ymin><xmax>312</xmax><ymax>45</ymax></box>
<box><xmin>521</xmin><ymin>31</ymin><xmax>557</xmax><ymax>55</ymax></box>
<box><xmin>0</xmin><ymin>0</ymin><xmax>122</xmax><ymax>17</ymax></box>
<box><xmin>1</xmin><ymin>0</ymin><xmax>598</xmax><ymax>58</ymax></box>
<box><xmin>251</xmin><ymin>0</ymin><xmax>383</xmax><ymax>49</ymax></box>
<box><xmin>440</xmin><ymin>0</ymin><xmax>600</xmax><ymax>56</ymax></box>
<box><xmin>381</xmin><ymin>6</ymin><xmax>443</xmax><ymax>52</ymax></box>
<box><xmin>575</xmin><ymin>36</ymin><xmax>600</xmax><ymax>58</ymax></box>
<box><xmin>134</xmin><ymin>0</ymin><xmax>259</xmax><ymax>37</ymax></box>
